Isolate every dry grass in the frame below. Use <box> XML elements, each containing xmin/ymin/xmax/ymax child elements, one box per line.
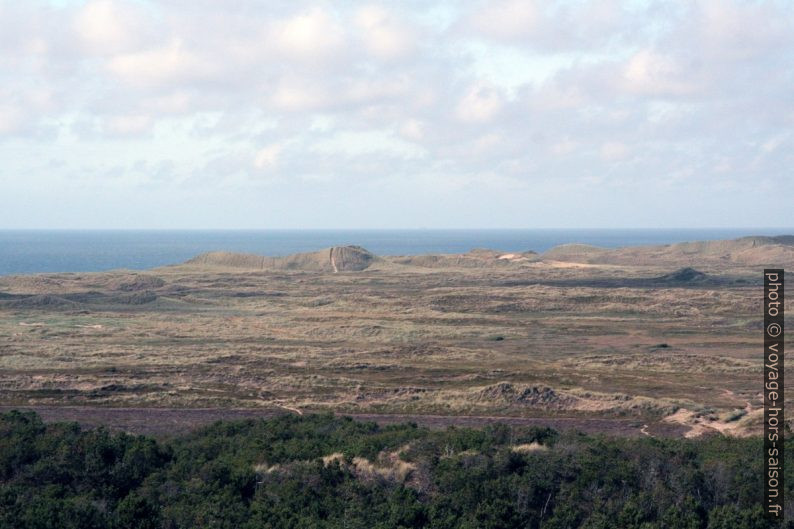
<box><xmin>0</xmin><ymin>252</ymin><xmax>787</xmax><ymax>437</ymax></box>
<box><xmin>511</xmin><ymin>442</ymin><xmax>548</xmax><ymax>453</ymax></box>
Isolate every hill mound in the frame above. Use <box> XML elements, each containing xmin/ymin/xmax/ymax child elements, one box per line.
<box><xmin>3</xmin><ymin>294</ymin><xmax>83</xmax><ymax>309</ymax></box>
<box><xmin>542</xmin><ymin>235</ymin><xmax>794</xmax><ymax>267</ymax></box>
<box><xmin>475</xmin><ymin>383</ymin><xmax>577</xmax><ymax>409</ymax></box>
<box><xmin>394</xmin><ymin>249</ymin><xmax>538</xmax><ymax>269</ymax></box>
<box><xmin>186</xmin><ymin>246</ymin><xmax>377</xmax><ymax>272</ymax></box>
<box><xmin>109</xmin><ymin>275</ymin><xmax>166</xmax><ymax>292</ymax></box>
<box><xmin>541</xmin><ymin>244</ymin><xmax>609</xmax><ymax>262</ymax></box>
<box><xmin>657</xmin><ymin>267</ymin><xmax>707</xmax><ymax>283</ymax></box>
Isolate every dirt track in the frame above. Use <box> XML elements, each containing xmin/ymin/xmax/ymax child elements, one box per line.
<box><xmin>0</xmin><ymin>406</ymin><xmax>688</xmax><ymax>438</ymax></box>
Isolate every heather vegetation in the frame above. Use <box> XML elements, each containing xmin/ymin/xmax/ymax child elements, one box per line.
<box><xmin>0</xmin><ymin>410</ymin><xmax>785</xmax><ymax>528</ymax></box>
<box><xmin>0</xmin><ymin>240</ymin><xmax>779</xmax><ymax>438</ymax></box>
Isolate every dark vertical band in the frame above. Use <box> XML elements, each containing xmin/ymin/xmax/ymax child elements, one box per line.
<box><xmin>764</xmin><ymin>269</ymin><xmax>784</xmax><ymax>520</ymax></box>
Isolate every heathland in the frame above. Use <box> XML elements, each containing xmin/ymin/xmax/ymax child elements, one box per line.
<box><xmin>0</xmin><ymin>235</ymin><xmax>792</xmax><ymax>438</ymax></box>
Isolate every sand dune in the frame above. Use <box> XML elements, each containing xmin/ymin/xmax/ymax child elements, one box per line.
<box><xmin>182</xmin><ymin>235</ymin><xmax>794</xmax><ymax>272</ymax></box>
<box><xmin>186</xmin><ymin>245</ymin><xmax>377</xmax><ymax>272</ymax></box>
<box><xmin>1</xmin><ymin>234</ymin><xmax>788</xmax><ymax>436</ymax></box>
<box><xmin>541</xmin><ymin>235</ymin><xmax>794</xmax><ymax>267</ymax></box>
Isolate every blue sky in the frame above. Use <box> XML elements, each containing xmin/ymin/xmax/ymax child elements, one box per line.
<box><xmin>1</xmin><ymin>0</ymin><xmax>792</xmax><ymax>228</ymax></box>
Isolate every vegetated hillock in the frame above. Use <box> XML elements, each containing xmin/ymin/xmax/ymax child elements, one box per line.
<box><xmin>539</xmin><ymin>243</ymin><xmax>608</xmax><ymax>262</ymax></box>
<box><xmin>108</xmin><ymin>274</ymin><xmax>166</xmax><ymax>291</ymax></box>
<box><xmin>542</xmin><ymin>235</ymin><xmax>794</xmax><ymax>267</ymax></box>
<box><xmin>0</xmin><ymin>410</ymin><xmax>778</xmax><ymax>529</ymax></box>
<box><xmin>0</xmin><ymin>290</ymin><xmax>159</xmax><ymax>310</ymax></box>
<box><xmin>111</xmin><ymin>291</ymin><xmax>158</xmax><ymax>304</ymax></box>
<box><xmin>2</xmin><ymin>294</ymin><xmax>83</xmax><ymax>310</ymax></box>
<box><xmin>656</xmin><ymin>267</ymin><xmax>708</xmax><ymax>283</ymax></box>
<box><xmin>476</xmin><ymin>383</ymin><xmax>576</xmax><ymax>408</ymax></box>
<box><xmin>186</xmin><ymin>245</ymin><xmax>377</xmax><ymax>272</ymax></box>
<box><xmin>393</xmin><ymin>248</ymin><xmax>538</xmax><ymax>269</ymax></box>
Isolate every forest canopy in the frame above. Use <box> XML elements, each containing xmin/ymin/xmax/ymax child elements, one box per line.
<box><xmin>0</xmin><ymin>410</ymin><xmax>786</xmax><ymax>528</ymax></box>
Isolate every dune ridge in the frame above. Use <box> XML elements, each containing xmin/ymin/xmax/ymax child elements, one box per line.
<box><xmin>541</xmin><ymin>235</ymin><xmax>794</xmax><ymax>266</ymax></box>
<box><xmin>182</xmin><ymin>235</ymin><xmax>794</xmax><ymax>271</ymax></box>
<box><xmin>186</xmin><ymin>245</ymin><xmax>377</xmax><ymax>272</ymax></box>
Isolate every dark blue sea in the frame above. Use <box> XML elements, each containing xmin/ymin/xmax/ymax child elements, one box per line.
<box><xmin>0</xmin><ymin>229</ymin><xmax>789</xmax><ymax>275</ymax></box>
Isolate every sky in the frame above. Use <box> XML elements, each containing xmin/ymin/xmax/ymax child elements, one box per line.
<box><xmin>1</xmin><ymin>0</ymin><xmax>792</xmax><ymax>229</ymax></box>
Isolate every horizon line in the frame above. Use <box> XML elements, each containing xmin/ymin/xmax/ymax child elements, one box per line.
<box><xmin>2</xmin><ymin>227</ymin><xmax>793</xmax><ymax>232</ymax></box>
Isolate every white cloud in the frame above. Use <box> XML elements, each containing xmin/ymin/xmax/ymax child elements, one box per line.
<box><xmin>469</xmin><ymin>0</ymin><xmax>540</xmax><ymax>41</ymax></box>
<box><xmin>0</xmin><ymin>105</ymin><xmax>24</xmax><ymax>135</ymax></box>
<box><xmin>269</xmin><ymin>76</ymin><xmax>329</xmax><ymax>112</ymax></box>
<box><xmin>471</xmin><ymin>133</ymin><xmax>502</xmax><ymax>154</ymax></box>
<box><xmin>107</xmin><ymin>39</ymin><xmax>217</xmax><ymax>86</ymax></box>
<box><xmin>600</xmin><ymin>141</ymin><xmax>629</xmax><ymax>161</ymax></box>
<box><xmin>399</xmin><ymin>119</ymin><xmax>426</xmax><ymax>141</ymax></box>
<box><xmin>104</xmin><ymin>114</ymin><xmax>154</xmax><ymax>136</ymax></box>
<box><xmin>455</xmin><ymin>82</ymin><xmax>505</xmax><ymax>123</ymax></box>
<box><xmin>531</xmin><ymin>83</ymin><xmax>588</xmax><ymax>111</ymax></box>
<box><xmin>695</xmin><ymin>0</ymin><xmax>790</xmax><ymax>61</ymax></box>
<box><xmin>311</xmin><ymin>130</ymin><xmax>425</xmax><ymax>159</ymax></box>
<box><xmin>621</xmin><ymin>50</ymin><xmax>699</xmax><ymax>97</ymax></box>
<box><xmin>466</xmin><ymin>0</ymin><xmax>629</xmax><ymax>51</ymax></box>
<box><xmin>354</xmin><ymin>6</ymin><xmax>416</xmax><ymax>60</ymax></box>
<box><xmin>253</xmin><ymin>143</ymin><xmax>284</xmax><ymax>169</ymax></box>
<box><xmin>140</xmin><ymin>91</ymin><xmax>194</xmax><ymax>115</ymax></box>
<box><xmin>73</xmin><ymin>0</ymin><xmax>154</xmax><ymax>54</ymax></box>
<box><xmin>274</xmin><ymin>8</ymin><xmax>346</xmax><ymax>62</ymax></box>
<box><xmin>1</xmin><ymin>0</ymin><xmax>792</xmax><ymax>228</ymax></box>
<box><xmin>550</xmin><ymin>138</ymin><xmax>578</xmax><ymax>156</ymax></box>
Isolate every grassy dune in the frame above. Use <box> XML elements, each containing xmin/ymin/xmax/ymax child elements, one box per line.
<box><xmin>0</xmin><ymin>237</ymin><xmax>790</xmax><ymax>437</ymax></box>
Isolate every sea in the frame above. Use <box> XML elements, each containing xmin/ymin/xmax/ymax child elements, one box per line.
<box><xmin>0</xmin><ymin>229</ymin><xmax>790</xmax><ymax>276</ymax></box>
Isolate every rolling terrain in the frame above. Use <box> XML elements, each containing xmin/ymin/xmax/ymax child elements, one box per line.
<box><xmin>1</xmin><ymin>236</ymin><xmax>791</xmax><ymax>438</ymax></box>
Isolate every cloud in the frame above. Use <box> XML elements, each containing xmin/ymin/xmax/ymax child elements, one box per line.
<box><xmin>399</xmin><ymin>119</ymin><xmax>426</xmax><ymax>141</ymax></box>
<box><xmin>465</xmin><ymin>0</ymin><xmax>630</xmax><ymax>51</ymax></box>
<box><xmin>621</xmin><ymin>50</ymin><xmax>700</xmax><ymax>97</ymax></box>
<box><xmin>600</xmin><ymin>141</ymin><xmax>629</xmax><ymax>161</ymax></box>
<box><xmin>549</xmin><ymin>138</ymin><xmax>577</xmax><ymax>156</ymax></box>
<box><xmin>0</xmin><ymin>0</ymin><xmax>792</xmax><ymax>228</ymax></box>
<box><xmin>693</xmin><ymin>0</ymin><xmax>792</xmax><ymax>61</ymax></box>
<box><xmin>268</xmin><ymin>76</ymin><xmax>331</xmax><ymax>112</ymax></box>
<box><xmin>0</xmin><ymin>85</ymin><xmax>58</xmax><ymax>138</ymax></box>
<box><xmin>354</xmin><ymin>5</ymin><xmax>417</xmax><ymax>60</ymax></box>
<box><xmin>469</xmin><ymin>0</ymin><xmax>540</xmax><ymax>41</ymax></box>
<box><xmin>273</xmin><ymin>7</ymin><xmax>346</xmax><ymax>62</ymax></box>
<box><xmin>73</xmin><ymin>0</ymin><xmax>157</xmax><ymax>54</ymax></box>
<box><xmin>0</xmin><ymin>105</ymin><xmax>25</xmax><ymax>135</ymax></box>
<box><xmin>253</xmin><ymin>143</ymin><xmax>284</xmax><ymax>169</ymax></box>
<box><xmin>104</xmin><ymin>114</ymin><xmax>154</xmax><ymax>136</ymax></box>
<box><xmin>107</xmin><ymin>39</ymin><xmax>218</xmax><ymax>87</ymax></box>
<box><xmin>455</xmin><ymin>82</ymin><xmax>505</xmax><ymax>123</ymax></box>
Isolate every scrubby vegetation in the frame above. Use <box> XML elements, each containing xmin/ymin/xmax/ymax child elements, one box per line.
<box><xmin>0</xmin><ymin>410</ymin><xmax>787</xmax><ymax>528</ymax></box>
<box><xmin>0</xmin><ymin>251</ymin><xmax>768</xmax><ymax>429</ymax></box>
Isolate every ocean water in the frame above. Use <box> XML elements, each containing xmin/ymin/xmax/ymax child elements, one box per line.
<box><xmin>0</xmin><ymin>229</ymin><xmax>789</xmax><ymax>275</ymax></box>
